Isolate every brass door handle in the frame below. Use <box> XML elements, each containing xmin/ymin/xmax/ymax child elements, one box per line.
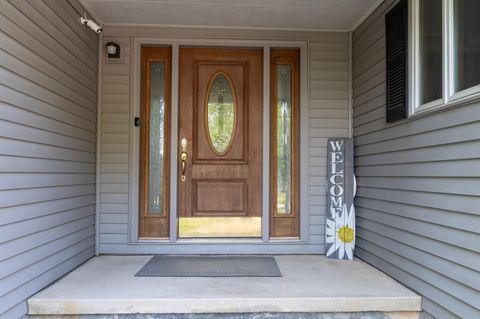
<box><xmin>180</xmin><ymin>138</ymin><xmax>188</xmax><ymax>181</ymax></box>
<box><xmin>180</xmin><ymin>151</ymin><xmax>188</xmax><ymax>181</ymax></box>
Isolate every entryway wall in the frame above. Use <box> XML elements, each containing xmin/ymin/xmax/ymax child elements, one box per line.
<box><xmin>98</xmin><ymin>26</ymin><xmax>351</xmax><ymax>254</ymax></box>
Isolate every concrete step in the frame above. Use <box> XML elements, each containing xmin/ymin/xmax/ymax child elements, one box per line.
<box><xmin>27</xmin><ymin>256</ymin><xmax>421</xmax><ymax>319</ymax></box>
<box><xmin>29</xmin><ymin>312</ymin><xmax>420</xmax><ymax>319</ymax></box>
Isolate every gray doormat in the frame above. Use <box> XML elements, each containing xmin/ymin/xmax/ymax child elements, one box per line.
<box><xmin>135</xmin><ymin>255</ymin><xmax>282</xmax><ymax>277</ymax></box>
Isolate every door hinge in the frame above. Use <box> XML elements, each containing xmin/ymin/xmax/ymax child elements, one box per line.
<box><xmin>134</xmin><ymin>117</ymin><xmax>140</xmax><ymax>127</ymax></box>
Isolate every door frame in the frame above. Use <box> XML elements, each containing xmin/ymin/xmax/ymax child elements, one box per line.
<box><xmin>129</xmin><ymin>36</ymin><xmax>309</xmax><ymax>245</ymax></box>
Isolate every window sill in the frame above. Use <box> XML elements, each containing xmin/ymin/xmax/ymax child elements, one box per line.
<box><xmin>409</xmin><ymin>90</ymin><xmax>480</xmax><ymax>119</ymax></box>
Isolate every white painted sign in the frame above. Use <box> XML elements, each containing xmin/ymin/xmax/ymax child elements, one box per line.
<box><xmin>325</xmin><ymin>138</ymin><xmax>356</xmax><ymax>260</ymax></box>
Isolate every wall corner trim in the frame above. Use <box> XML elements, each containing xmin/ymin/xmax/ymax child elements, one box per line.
<box><xmin>351</xmin><ymin>0</ymin><xmax>386</xmax><ymax>31</ymax></box>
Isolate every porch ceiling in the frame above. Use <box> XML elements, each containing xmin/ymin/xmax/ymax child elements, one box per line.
<box><xmin>79</xmin><ymin>0</ymin><xmax>381</xmax><ymax>31</ymax></box>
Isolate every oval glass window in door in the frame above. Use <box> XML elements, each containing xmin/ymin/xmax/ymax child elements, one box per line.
<box><xmin>206</xmin><ymin>73</ymin><xmax>236</xmax><ymax>155</ymax></box>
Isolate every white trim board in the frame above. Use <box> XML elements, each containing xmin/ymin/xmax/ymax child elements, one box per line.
<box><xmin>128</xmin><ymin>36</ymin><xmax>309</xmax><ymax>249</ymax></box>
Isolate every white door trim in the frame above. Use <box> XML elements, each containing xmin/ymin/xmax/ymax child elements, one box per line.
<box><xmin>129</xmin><ymin>36</ymin><xmax>309</xmax><ymax>246</ymax></box>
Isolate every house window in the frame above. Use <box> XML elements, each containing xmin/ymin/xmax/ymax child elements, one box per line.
<box><xmin>409</xmin><ymin>0</ymin><xmax>480</xmax><ymax>115</ymax></box>
<box><xmin>451</xmin><ymin>0</ymin><xmax>480</xmax><ymax>94</ymax></box>
<box><xmin>418</xmin><ymin>0</ymin><xmax>442</xmax><ymax>105</ymax></box>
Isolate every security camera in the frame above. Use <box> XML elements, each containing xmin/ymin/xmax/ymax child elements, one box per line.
<box><xmin>81</xmin><ymin>15</ymin><xmax>103</xmax><ymax>33</ymax></box>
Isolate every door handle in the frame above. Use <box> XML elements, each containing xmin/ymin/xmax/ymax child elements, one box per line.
<box><xmin>180</xmin><ymin>138</ymin><xmax>188</xmax><ymax>182</ymax></box>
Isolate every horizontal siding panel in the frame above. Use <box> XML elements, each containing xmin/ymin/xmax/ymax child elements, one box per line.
<box><xmin>309</xmin><ymin>108</ymin><xmax>348</xmax><ymax>119</ymax></box>
<box><xmin>99</xmin><ymin>223</ymin><xmax>128</xmax><ymax>234</ymax></box>
<box><xmin>355</xmin><ymin>159</ymin><xmax>480</xmax><ymax>177</ymax></box>
<box><xmin>357</xmin><ymin>187</ymin><xmax>479</xmax><ymax>217</ymax></box>
<box><xmin>0</xmin><ymin>138</ymin><xmax>95</xmax><ymax>163</ymax></box>
<box><xmin>0</xmin><ymin>301</ymin><xmax>27</xmax><ymax>319</ymax></box>
<box><xmin>0</xmin><ymin>215</ymin><xmax>94</xmax><ymax>262</ymax></box>
<box><xmin>99</xmin><ymin>234</ymin><xmax>128</xmax><ymax>244</ymax></box>
<box><xmin>0</xmin><ymin>1</ymin><xmax>96</xmax><ymax>80</ymax></box>
<box><xmin>0</xmin><ymin>0</ymin><xmax>97</xmax><ymax>317</ymax></box>
<box><xmin>0</xmin><ymin>185</ymin><xmax>95</xmax><ymax>208</ymax></box>
<box><xmin>100</xmin><ymin>183</ymin><xmax>129</xmax><ymax>193</ymax></box>
<box><xmin>0</xmin><ymin>246</ymin><xmax>94</xmax><ymax>316</ymax></box>
<box><xmin>353</xmin><ymin>94</ymin><xmax>385</xmax><ymax>118</ymax></box>
<box><xmin>0</xmin><ymin>48</ymin><xmax>95</xmax><ymax>111</ymax></box>
<box><xmin>9</xmin><ymin>0</ymin><xmax>97</xmax><ymax>72</ymax></box>
<box><xmin>0</xmin><ymin>156</ymin><xmax>95</xmax><ymax>173</ymax></box>
<box><xmin>0</xmin><ymin>31</ymin><xmax>96</xmax><ymax>101</ymax></box>
<box><xmin>99</xmin><ymin>203</ymin><xmax>128</xmax><ymax>214</ymax></box>
<box><xmin>309</xmin><ymin>99</ymin><xmax>349</xmax><ymax>109</ymax></box>
<box><xmin>355</xmin><ymin>121</ymin><xmax>480</xmax><ymax>156</ymax></box>
<box><xmin>310</xmin><ymin>70</ymin><xmax>348</xmax><ymax>81</ymax></box>
<box><xmin>0</xmin><ymin>195</ymin><xmax>95</xmax><ymax>225</ymax></box>
<box><xmin>0</xmin><ymin>236</ymin><xmax>94</xmax><ymax>298</ymax></box>
<box><xmin>310</xmin><ymin>80</ymin><xmax>348</xmax><ymax>91</ymax></box>
<box><xmin>99</xmin><ymin>213</ymin><xmax>129</xmax><ymax>224</ymax></box>
<box><xmin>100</xmin><ymin>173</ymin><xmax>129</xmax><ymax>184</ymax></box>
<box><xmin>355</xmin><ymin>242</ymin><xmax>479</xmax><ymax>318</ymax></box>
<box><xmin>357</xmin><ymin>223</ymin><xmax>480</xmax><ymax>292</ymax></box>
<box><xmin>0</xmin><ymin>11</ymin><xmax>96</xmax><ymax>91</ymax></box>
<box><xmin>0</xmin><ymin>101</ymin><xmax>95</xmax><ymax>141</ymax></box>
<box><xmin>356</xmin><ymin>216</ymin><xmax>480</xmax><ymax>273</ymax></box>
<box><xmin>0</xmin><ymin>173</ymin><xmax>95</xmax><ymax>190</ymax></box>
<box><xmin>353</xmin><ymin>106</ymin><xmax>383</xmax><ymax>127</ymax></box>
<box><xmin>0</xmin><ymin>226</ymin><xmax>95</xmax><ymax>280</ymax></box>
<box><xmin>353</xmin><ymin>0</ymin><xmax>480</xmax><ymax>317</ymax></box>
<box><xmin>355</xmin><ymin>197</ymin><xmax>480</xmax><ymax>234</ymax></box>
<box><xmin>355</xmin><ymin>103</ymin><xmax>480</xmax><ymax>145</ymax></box>
<box><xmin>356</xmin><ymin>140</ymin><xmax>480</xmax><ymax>166</ymax></box>
<box><xmin>356</xmin><ymin>206</ymin><xmax>479</xmax><ymax>252</ymax></box>
<box><xmin>0</xmin><ymin>68</ymin><xmax>96</xmax><ymax>122</ymax></box>
<box><xmin>356</xmin><ymin>176</ymin><xmax>480</xmax><ymax>197</ymax></box>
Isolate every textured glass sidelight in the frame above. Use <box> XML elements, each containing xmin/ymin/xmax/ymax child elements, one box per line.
<box><xmin>206</xmin><ymin>73</ymin><xmax>235</xmax><ymax>155</ymax></box>
<box><xmin>148</xmin><ymin>62</ymin><xmax>166</xmax><ymax>215</ymax></box>
<box><xmin>276</xmin><ymin>65</ymin><xmax>292</xmax><ymax>215</ymax></box>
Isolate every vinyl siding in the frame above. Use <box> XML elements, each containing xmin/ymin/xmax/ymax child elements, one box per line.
<box><xmin>99</xmin><ymin>27</ymin><xmax>350</xmax><ymax>253</ymax></box>
<box><xmin>352</xmin><ymin>1</ymin><xmax>480</xmax><ymax>318</ymax></box>
<box><xmin>0</xmin><ymin>0</ymin><xmax>98</xmax><ymax>318</ymax></box>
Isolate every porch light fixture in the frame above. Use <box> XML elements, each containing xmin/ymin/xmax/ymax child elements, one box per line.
<box><xmin>106</xmin><ymin>42</ymin><xmax>121</xmax><ymax>59</ymax></box>
<box><xmin>80</xmin><ymin>13</ymin><xmax>103</xmax><ymax>33</ymax></box>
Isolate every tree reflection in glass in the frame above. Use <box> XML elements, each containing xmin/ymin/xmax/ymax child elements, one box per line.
<box><xmin>207</xmin><ymin>73</ymin><xmax>235</xmax><ymax>155</ymax></box>
<box><xmin>276</xmin><ymin>65</ymin><xmax>292</xmax><ymax>215</ymax></box>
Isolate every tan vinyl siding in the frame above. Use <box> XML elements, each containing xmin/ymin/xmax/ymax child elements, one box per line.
<box><xmin>0</xmin><ymin>0</ymin><xmax>97</xmax><ymax>318</ymax></box>
<box><xmin>99</xmin><ymin>27</ymin><xmax>350</xmax><ymax>253</ymax></box>
<box><xmin>352</xmin><ymin>1</ymin><xmax>480</xmax><ymax>318</ymax></box>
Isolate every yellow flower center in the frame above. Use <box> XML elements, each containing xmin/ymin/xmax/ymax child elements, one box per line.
<box><xmin>338</xmin><ymin>226</ymin><xmax>354</xmax><ymax>243</ymax></box>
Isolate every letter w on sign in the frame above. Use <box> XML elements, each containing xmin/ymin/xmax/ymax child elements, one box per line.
<box><xmin>325</xmin><ymin>138</ymin><xmax>355</xmax><ymax>260</ymax></box>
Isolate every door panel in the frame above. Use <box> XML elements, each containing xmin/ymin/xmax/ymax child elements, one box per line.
<box><xmin>178</xmin><ymin>48</ymin><xmax>263</xmax><ymax>218</ymax></box>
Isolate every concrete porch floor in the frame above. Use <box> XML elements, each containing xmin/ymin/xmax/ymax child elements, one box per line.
<box><xmin>28</xmin><ymin>255</ymin><xmax>421</xmax><ymax>318</ymax></box>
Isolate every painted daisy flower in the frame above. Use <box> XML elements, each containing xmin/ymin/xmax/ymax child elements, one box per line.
<box><xmin>326</xmin><ymin>204</ymin><xmax>355</xmax><ymax>260</ymax></box>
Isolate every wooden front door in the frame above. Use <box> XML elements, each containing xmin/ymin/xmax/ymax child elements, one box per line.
<box><xmin>178</xmin><ymin>48</ymin><xmax>263</xmax><ymax>218</ymax></box>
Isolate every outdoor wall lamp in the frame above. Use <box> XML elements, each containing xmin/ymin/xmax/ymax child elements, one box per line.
<box><xmin>106</xmin><ymin>42</ymin><xmax>121</xmax><ymax>59</ymax></box>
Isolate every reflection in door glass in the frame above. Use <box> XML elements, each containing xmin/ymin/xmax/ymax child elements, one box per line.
<box><xmin>206</xmin><ymin>73</ymin><xmax>235</xmax><ymax>155</ymax></box>
<box><xmin>276</xmin><ymin>65</ymin><xmax>292</xmax><ymax>215</ymax></box>
<box><xmin>148</xmin><ymin>62</ymin><xmax>165</xmax><ymax>215</ymax></box>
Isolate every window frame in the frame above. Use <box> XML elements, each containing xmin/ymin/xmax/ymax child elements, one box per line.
<box><xmin>409</xmin><ymin>0</ymin><xmax>480</xmax><ymax>116</ymax></box>
<box><xmin>269</xmin><ymin>48</ymin><xmax>300</xmax><ymax>239</ymax></box>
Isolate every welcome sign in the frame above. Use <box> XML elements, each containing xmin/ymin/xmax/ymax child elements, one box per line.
<box><xmin>325</xmin><ymin>138</ymin><xmax>356</xmax><ymax>260</ymax></box>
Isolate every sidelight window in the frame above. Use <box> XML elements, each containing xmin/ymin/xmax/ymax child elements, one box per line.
<box><xmin>270</xmin><ymin>49</ymin><xmax>300</xmax><ymax>238</ymax></box>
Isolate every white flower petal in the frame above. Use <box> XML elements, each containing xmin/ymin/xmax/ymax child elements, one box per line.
<box><xmin>326</xmin><ymin>243</ymin><xmax>337</xmax><ymax>257</ymax></box>
<box><xmin>346</xmin><ymin>245</ymin><xmax>353</xmax><ymax>260</ymax></box>
<box><xmin>338</xmin><ymin>243</ymin><xmax>345</xmax><ymax>259</ymax></box>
